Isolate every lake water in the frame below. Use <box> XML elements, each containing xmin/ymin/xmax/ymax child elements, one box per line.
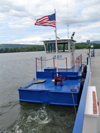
<box><xmin>0</xmin><ymin>49</ymin><xmax>100</xmax><ymax>133</ymax></box>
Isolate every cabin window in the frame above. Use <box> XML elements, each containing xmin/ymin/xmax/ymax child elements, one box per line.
<box><xmin>58</xmin><ymin>43</ymin><xmax>68</xmax><ymax>52</ymax></box>
<box><xmin>45</xmin><ymin>43</ymin><xmax>55</xmax><ymax>53</ymax></box>
<box><xmin>45</xmin><ymin>43</ymin><xmax>68</xmax><ymax>53</ymax></box>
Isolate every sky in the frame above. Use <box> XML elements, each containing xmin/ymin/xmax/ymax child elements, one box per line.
<box><xmin>0</xmin><ymin>0</ymin><xmax>100</xmax><ymax>45</ymax></box>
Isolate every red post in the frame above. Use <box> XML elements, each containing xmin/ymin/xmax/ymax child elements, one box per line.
<box><xmin>53</xmin><ymin>57</ymin><xmax>55</xmax><ymax>70</ymax></box>
<box><xmin>80</xmin><ymin>54</ymin><xmax>81</xmax><ymax>64</ymax></box>
<box><xmin>79</xmin><ymin>55</ymin><xmax>81</xmax><ymax>66</ymax></box>
<box><xmin>78</xmin><ymin>56</ymin><xmax>79</xmax><ymax>68</ymax></box>
<box><xmin>66</xmin><ymin>57</ymin><xmax>67</xmax><ymax>70</ymax></box>
<box><xmin>80</xmin><ymin>54</ymin><xmax>82</xmax><ymax>64</ymax></box>
<box><xmin>41</xmin><ymin>57</ymin><xmax>42</xmax><ymax>69</ymax></box>
<box><xmin>36</xmin><ymin>58</ymin><xmax>37</xmax><ymax>71</ymax></box>
<box><xmin>81</xmin><ymin>54</ymin><xmax>82</xmax><ymax>64</ymax></box>
<box><xmin>76</xmin><ymin>57</ymin><xmax>77</xmax><ymax>70</ymax></box>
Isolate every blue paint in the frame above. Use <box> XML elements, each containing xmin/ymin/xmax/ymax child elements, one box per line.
<box><xmin>18</xmin><ymin>45</ymin><xmax>84</xmax><ymax>106</ymax></box>
<box><xmin>19</xmin><ymin>90</ymin><xmax>79</xmax><ymax>106</ymax></box>
<box><xmin>18</xmin><ymin>62</ymin><xmax>83</xmax><ymax>106</ymax></box>
<box><xmin>19</xmin><ymin>78</ymin><xmax>80</xmax><ymax>93</ymax></box>
<box><xmin>72</xmin><ymin>57</ymin><xmax>90</xmax><ymax>133</ymax></box>
<box><xmin>18</xmin><ymin>77</ymin><xmax>81</xmax><ymax>106</ymax></box>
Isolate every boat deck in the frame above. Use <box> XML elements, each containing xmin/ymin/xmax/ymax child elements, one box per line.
<box><xmin>18</xmin><ymin>64</ymin><xmax>83</xmax><ymax>106</ymax></box>
<box><xmin>19</xmin><ymin>78</ymin><xmax>80</xmax><ymax>93</ymax></box>
<box><xmin>18</xmin><ymin>78</ymin><xmax>81</xmax><ymax>106</ymax></box>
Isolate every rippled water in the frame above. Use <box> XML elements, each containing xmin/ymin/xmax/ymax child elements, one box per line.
<box><xmin>2</xmin><ymin>103</ymin><xmax>75</xmax><ymax>133</ymax></box>
<box><xmin>0</xmin><ymin>49</ymin><xmax>100</xmax><ymax>133</ymax></box>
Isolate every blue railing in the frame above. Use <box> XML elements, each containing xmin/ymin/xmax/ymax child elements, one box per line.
<box><xmin>72</xmin><ymin>56</ymin><xmax>90</xmax><ymax>133</ymax></box>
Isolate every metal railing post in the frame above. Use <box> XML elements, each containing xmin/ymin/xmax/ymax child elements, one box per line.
<box><xmin>41</xmin><ymin>57</ymin><xmax>42</xmax><ymax>69</ymax></box>
<box><xmin>53</xmin><ymin>57</ymin><xmax>55</xmax><ymax>70</ymax></box>
<box><xmin>66</xmin><ymin>57</ymin><xmax>67</xmax><ymax>70</ymax></box>
<box><xmin>36</xmin><ymin>58</ymin><xmax>37</xmax><ymax>71</ymax></box>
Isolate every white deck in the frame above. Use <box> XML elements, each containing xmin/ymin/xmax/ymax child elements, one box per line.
<box><xmin>82</xmin><ymin>86</ymin><xmax>99</xmax><ymax>133</ymax></box>
<box><xmin>91</xmin><ymin>56</ymin><xmax>100</xmax><ymax>133</ymax></box>
<box><xmin>85</xmin><ymin>86</ymin><xmax>99</xmax><ymax>116</ymax></box>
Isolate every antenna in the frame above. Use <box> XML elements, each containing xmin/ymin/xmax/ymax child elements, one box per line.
<box><xmin>67</xmin><ymin>0</ymin><xmax>69</xmax><ymax>38</ymax></box>
<box><xmin>67</xmin><ymin>23</ymin><xmax>69</xmax><ymax>38</ymax></box>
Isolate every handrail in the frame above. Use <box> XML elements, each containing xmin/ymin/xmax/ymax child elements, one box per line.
<box><xmin>36</xmin><ymin>57</ymin><xmax>67</xmax><ymax>71</ymax></box>
<box><xmin>36</xmin><ymin>57</ymin><xmax>54</xmax><ymax>71</ymax></box>
<box><xmin>72</xmin><ymin>56</ymin><xmax>90</xmax><ymax>133</ymax></box>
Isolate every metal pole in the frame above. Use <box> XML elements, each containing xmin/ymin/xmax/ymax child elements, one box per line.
<box><xmin>89</xmin><ymin>46</ymin><xmax>90</xmax><ymax>57</ymax></box>
<box><xmin>78</xmin><ymin>56</ymin><xmax>79</xmax><ymax>69</ymax></box>
<box><xmin>76</xmin><ymin>57</ymin><xmax>77</xmax><ymax>71</ymax></box>
<box><xmin>67</xmin><ymin>23</ymin><xmax>69</xmax><ymax>38</ymax></box>
<box><xmin>54</xmin><ymin>9</ymin><xmax>58</xmax><ymax>75</ymax></box>
<box><xmin>53</xmin><ymin>57</ymin><xmax>55</xmax><ymax>69</ymax></box>
<box><xmin>66</xmin><ymin>57</ymin><xmax>67</xmax><ymax>70</ymax></box>
<box><xmin>81</xmin><ymin>54</ymin><xmax>82</xmax><ymax>64</ymax></box>
<box><xmin>93</xmin><ymin>44</ymin><xmax>94</xmax><ymax>56</ymax></box>
<box><xmin>36</xmin><ymin>58</ymin><xmax>37</xmax><ymax>71</ymax></box>
<box><xmin>41</xmin><ymin>57</ymin><xmax>42</xmax><ymax>69</ymax></box>
<box><xmin>67</xmin><ymin>0</ymin><xmax>69</xmax><ymax>38</ymax></box>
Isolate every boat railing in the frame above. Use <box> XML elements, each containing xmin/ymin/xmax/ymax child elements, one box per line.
<box><xmin>36</xmin><ymin>57</ymin><xmax>68</xmax><ymax>70</ymax></box>
<box><xmin>72</xmin><ymin>55</ymin><xmax>90</xmax><ymax>133</ymax></box>
<box><xmin>36</xmin><ymin>54</ymin><xmax>82</xmax><ymax>71</ymax></box>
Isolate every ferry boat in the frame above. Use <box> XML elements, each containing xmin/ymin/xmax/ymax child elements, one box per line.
<box><xmin>18</xmin><ymin>38</ymin><xmax>99</xmax><ymax>133</ymax></box>
<box><xmin>18</xmin><ymin>38</ymin><xmax>84</xmax><ymax>106</ymax></box>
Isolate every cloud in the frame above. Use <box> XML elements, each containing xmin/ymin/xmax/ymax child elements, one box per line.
<box><xmin>7</xmin><ymin>21</ymin><xmax>100</xmax><ymax>44</ymax></box>
<box><xmin>8</xmin><ymin>36</ymin><xmax>43</xmax><ymax>44</ymax></box>
<box><xmin>0</xmin><ymin>0</ymin><xmax>100</xmax><ymax>44</ymax></box>
<box><xmin>0</xmin><ymin>0</ymin><xmax>27</xmax><ymax>15</ymax></box>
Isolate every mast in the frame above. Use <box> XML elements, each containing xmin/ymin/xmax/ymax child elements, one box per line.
<box><xmin>67</xmin><ymin>0</ymin><xmax>69</xmax><ymax>38</ymax></box>
<box><xmin>67</xmin><ymin>23</ymin><xmax>69</xmax><ymax>38</ymax></box>
<box><xmin>54</xmin><ymin>9</ymin><xmax>58</xmax><ymax>74</ymax></box>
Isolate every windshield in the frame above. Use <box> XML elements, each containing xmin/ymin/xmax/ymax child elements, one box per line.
<box><xmin>45</xmin><ymin>43</ymin><xmax>68</xmax><ymax>53</ymax></box>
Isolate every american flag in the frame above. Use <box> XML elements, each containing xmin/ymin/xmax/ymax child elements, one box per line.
<box><xmin>35</xmin><ymin>13</ymin><xmax>56</xmax><ymax>27</ymax></box>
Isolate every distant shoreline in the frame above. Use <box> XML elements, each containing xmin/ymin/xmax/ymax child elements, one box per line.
<box><xmin>0</xmin><ymin>43</ymin><xmax>100</xmax><ymax>53</ymax></box>
<box><xmin>0</xmin><ymin>45</ymin><xmax>45</xmax><ymax>53</ymax></box>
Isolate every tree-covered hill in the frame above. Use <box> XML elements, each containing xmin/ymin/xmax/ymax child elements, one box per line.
<box><xmin>0</xmin><ymin>44</ymin><xmax>34</xmax><ymax>49</ymax></box>
<box><xmin>0</xmin><ymin>45</ymin><xmax>44</xmax><ymax>53</ymax></box>
<box><xmin>0</xmin><ymin>43</ymin><xmax>100</xmax><ymax>53</ymax></box>
<box><xmin>75</xmin><ymin>43</ymin><xmax>100</xmax><ymax>49</ymax></box>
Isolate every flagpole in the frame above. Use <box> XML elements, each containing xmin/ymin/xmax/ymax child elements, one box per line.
<box><xmin>54</xmin><ymin>9</ymin><xmax>58</xmax><ymax>75</ymax></box>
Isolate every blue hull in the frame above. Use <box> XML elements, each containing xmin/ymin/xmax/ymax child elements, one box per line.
<box><xmin>18</xmin><ymin>64</ymin><xmax>83</xmax><ymax>106</ymax></box>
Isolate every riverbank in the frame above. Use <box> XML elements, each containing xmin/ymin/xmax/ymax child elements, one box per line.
<box><xmin>0</xmin><ymin>43</ymin><xmax>100</xmax><ymax>53</ymax></box>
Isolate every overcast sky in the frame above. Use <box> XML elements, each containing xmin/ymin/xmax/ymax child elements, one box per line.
<box><xmin>0</xmin><ymin>0</ymin><xmax>100</xmax><ymax>44</ymax></box>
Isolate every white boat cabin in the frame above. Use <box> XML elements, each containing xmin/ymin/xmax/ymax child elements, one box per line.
<box><xmin>43</xmin><ymin>39</ymin><xmax>76</xmax><ymax>69</ymax></box>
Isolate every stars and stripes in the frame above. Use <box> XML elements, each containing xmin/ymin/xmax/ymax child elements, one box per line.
<box><xmin>35</xmin><ymin>13</ymin><xmax>56</xmax><ymax>27</ymax></box>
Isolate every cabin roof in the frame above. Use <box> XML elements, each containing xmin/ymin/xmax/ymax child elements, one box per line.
<box><xmin>43</xmin><ymin>39</ymin><xmax>76</xmax><ymax>43</ymax></box>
